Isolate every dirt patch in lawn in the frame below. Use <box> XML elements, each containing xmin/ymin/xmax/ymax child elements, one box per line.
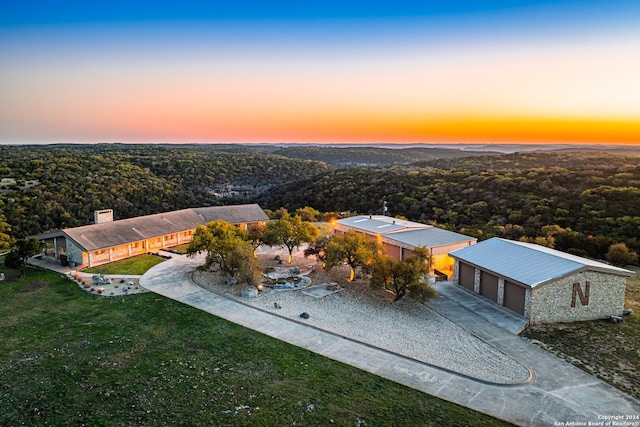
<box><xmin>23</xmin><ymin>279</ymin><xmax>47</xmax><ymax>292</ymax></box>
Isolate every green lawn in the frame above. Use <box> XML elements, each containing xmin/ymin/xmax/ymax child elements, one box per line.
<box><xmin>82</xmin><ymin>254</ymin><xmax>166</xmax><ymax>275</ymax></box>
<box><xmin>0</xmin><ymin>263</ymin><xmax>513</xmax><ymax>426</ymax></box>
<box><xmin>524</xmin><ymin>274</ymin><xmax>640</xmax><ymax>400</ymax></box>
<box><xmin>166</xmin><ymin>243</ymin><xmax>190</xmax><ymax>254</ymax></box>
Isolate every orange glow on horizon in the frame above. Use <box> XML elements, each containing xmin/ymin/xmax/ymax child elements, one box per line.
<box><xmin>160</xmin><ymin>116</ymin><xmax>640</xmax><ymax>144</ymax></box>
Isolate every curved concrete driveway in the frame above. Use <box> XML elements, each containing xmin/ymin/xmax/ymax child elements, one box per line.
<box><xmin>140</xmin><ymin>253</ymin><xmax>640</xmax><ymax>426</ymax></box>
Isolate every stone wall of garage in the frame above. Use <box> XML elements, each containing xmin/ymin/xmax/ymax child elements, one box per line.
<box><xmin>529</xmin><ymin>271</ymin><xmax>626</xmax><ymax>324</ymax></box>
<box><xmin>66</xmin><ymin>240</ymin><xmax>83</xmax><ymax>265</ymax></box>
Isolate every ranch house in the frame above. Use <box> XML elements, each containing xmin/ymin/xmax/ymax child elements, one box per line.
<box><xmin>34</xmin><ymin>204</ymin><xmax>269</xmax><ymax>268</ymax></box>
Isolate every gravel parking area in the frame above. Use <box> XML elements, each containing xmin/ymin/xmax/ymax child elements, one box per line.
<box><xmin>194</xmin><ymin>261</ymin><xmax>531</xmax><ymax>385</ymax></box>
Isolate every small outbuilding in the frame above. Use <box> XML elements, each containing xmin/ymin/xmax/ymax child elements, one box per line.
<box><xmin>335</xmin><ymin>215</ymin><xmax>477</xmax><ymax>277</ymax></box>
<box><xmin>449</xmin><ymin>238</ymin><xmax>634</xmax><ymax>324</ymax></box>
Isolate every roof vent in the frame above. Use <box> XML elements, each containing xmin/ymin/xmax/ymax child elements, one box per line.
<box><xmin>94</xmin><ymin>209</ymin><xmax>114</xmax><ymax>224</ymax></box>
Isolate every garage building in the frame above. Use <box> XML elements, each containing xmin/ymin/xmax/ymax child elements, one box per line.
<box><xmin>450</xmin><ymin>238</ymin><xmax>634</xmax><ymax>324</ymax></box>
<box><xmin>335</xmin><ymin>215</ymin><xmax>476</xmax><ymax>277</ymax></box>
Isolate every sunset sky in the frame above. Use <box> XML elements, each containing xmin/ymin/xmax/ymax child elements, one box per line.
<box><xmin>1</xmin><ymin>1</ymin><xmax>639</xmax><ymax>144</ymax></box>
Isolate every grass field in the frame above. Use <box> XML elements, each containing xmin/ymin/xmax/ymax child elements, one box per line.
<box><xmin>82</xmin><ymin>254</ymin><xmax>166</xmax><ymax>275</ymax></box>
<box><xmin>523</xmin><ymin>275</ymin><xmax>640</xmax><ymax>400</ymax></box>
<box><xmin>0</xmin><ymin>262</ymin><xmax>513</xmax><ymax>426</ymax></box>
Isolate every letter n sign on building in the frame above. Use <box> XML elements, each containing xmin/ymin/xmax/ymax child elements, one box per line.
<box><xmin>571</xmin><ymin>282</ymin><xmax>590</xmax><ymax>308</ymax></box>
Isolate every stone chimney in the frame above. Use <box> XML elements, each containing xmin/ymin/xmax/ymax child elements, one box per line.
<box><xmin>94</xmin><ymin>209</ymin><xmax>114</xmax><ymax>224</ymax></box>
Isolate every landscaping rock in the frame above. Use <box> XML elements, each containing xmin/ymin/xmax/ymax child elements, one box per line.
<box><xmin>241</xmin><ymin>287</ymin><xmax>258</xmax><ymax>298</ymax></box>
<box><xmin>623</xmin><ymin>308</ymin><xmax>633</xmax><ymax>316</ymax></box>
<box><xmin>289</xmin><ymin>267</ymin><xmax>301</xmax><ymax>275</ymax></box>
<box><xmin>326</xmin><ymin>282</ymin><xmax>339</xmax><ymax>291</ymax></box>
<box><xmin>226</xmin><ymin>278</ymin><xmax>238</xmax><ymax>286</ymax></box>
<box><xmin>300</xmin><ymin>312</ymin><xmax>310</xmax><ymax>319</ymax></box>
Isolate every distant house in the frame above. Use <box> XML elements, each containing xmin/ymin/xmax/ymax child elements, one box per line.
<box><xmin>450</xmin><ymin>238</ymin><xmax>634</xmax><ymax>323</ymax></box>
<box><xmin>334</xmin><ymin>215</ymin><xmax>477</xmax><ymax>276</ymax></box>
<box><xmin>33</xmin><ymin>204</ymin><xmax>269</xmax><ymax>268</ymax></box>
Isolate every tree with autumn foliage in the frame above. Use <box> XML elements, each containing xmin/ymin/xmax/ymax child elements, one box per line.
<box><xmin>606</xmin><ymin>243</ymin><xmax>638</xmax><ymax>266</ymax></box>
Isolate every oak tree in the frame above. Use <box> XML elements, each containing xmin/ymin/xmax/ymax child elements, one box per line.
<box><xmin>324</xmin><ymin>230</ymin><xmax>380</xmax><ymax>282</ymax></box>
<box><xmin>263</xmin><ymin>214</ymin><xmax>320</xmax><ymax>264</ymax></box>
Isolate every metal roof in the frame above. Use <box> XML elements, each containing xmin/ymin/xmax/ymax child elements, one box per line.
<box><xmin>337</xmin><ymin>215</ymin><xmax>476</xmax><ymax>249</ymax></box>
<box><xmin>384</xmin><ymin>227</ymin><xmax>477</xmax><ymax>249</ymax></box>
<box><xmin>450</xmin><ymin>238</ymin><xmax>634</xmax><ymax>287</ymax></box>
<box><xmin>336</xmin><ymin>216</ymin><xmax>418</xmax><ymax>234</ymax></box>
<box><xmin>57</xmin><ymin>204</ymin><xmax>268</xmax><ymax>252</ymax></box>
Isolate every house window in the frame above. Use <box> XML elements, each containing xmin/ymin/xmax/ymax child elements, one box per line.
<box><xmin>132</xmin><ymin>242</ymin><xmax>139</xmax><ymax>248</ymax></box>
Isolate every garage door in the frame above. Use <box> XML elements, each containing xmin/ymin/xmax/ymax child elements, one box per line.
<box><xmin>504</xmin><ymin>281</ymin><xmax>526</xmax><ymax>315</ymax></box>
<box><xmin>459</xmin><ymin>262</ymin><xmax>475</xmax><ymax>291</ymax></box>
<box><xmin>479</xmin><ymin>271</ymin><xmax>498</xmax><ymax>302</ymax></box>
<box><xmin>383</xmin><ymin>243</ymin><xmax>402</xmax><ymax>260</ymax></box>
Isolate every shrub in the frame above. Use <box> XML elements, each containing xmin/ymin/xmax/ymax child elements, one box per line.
<box><xmin>606</xmin><ymin>243</ymin><xmax>639</xmax><ymax>266</ymax></box>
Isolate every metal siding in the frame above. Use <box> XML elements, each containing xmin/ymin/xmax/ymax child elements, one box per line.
<box><xmin>430</xmin><ymin>242</ymin><xmax>474</xmax><ymax>255</ymax></box>
<box><xmin>384</xmin><ymin>243</ymin><xmax>402</xmax><ymax>260</ymax></box>
<box><xmin>450</xmin><ymin>238</ymin><xmax>632</xmax><ymax>287</ymax></box>
<box><xmin>480</xmin><ymin>271</ymin><xmax>499</xmax><ymax>302</ymax></box>
<box><xmin>504</xmin><ymin>281</ymin><xmax>526</xmax><ymax>315</ymax></box>
<box><xmin>402</xmin><ymin>248</ymin><xmax>416</xmax><ymax>259</ymax></box>
<box><xmin>459</xmin><ymin>262</ymin><xmax>475</xmax><ymax>291</ymax></box>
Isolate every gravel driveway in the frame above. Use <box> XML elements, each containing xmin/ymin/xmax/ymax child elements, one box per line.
<box><xmin>194</xmin><ymin>269</ymin><xmax>531</xmax><ymax>385</ymax></box>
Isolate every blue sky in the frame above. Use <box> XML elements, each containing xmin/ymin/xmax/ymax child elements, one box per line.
<box><xmin>1</xmin><ymin>1</ymin><xmax>639</xmax><ymax>144</ymax></box>
<box><xmin>2</xmin><ymin>1</ymin><xmax>638</xmax><ymax>27</ymax></box>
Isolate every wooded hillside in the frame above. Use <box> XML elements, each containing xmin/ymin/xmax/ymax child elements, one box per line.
<box><xmin>0</xmin><ymin>144</ymin><xmax>330</xmax><ymax>237</ymax></box>
<box><xmin>261</xmin><ymin>152</ymin><xmax>640</xmax><ymax>259</ymax></box>
<box><xmin>272</xmin><ymin>145</ymin><xmax>490</xmax><ymax>167</ymax></box>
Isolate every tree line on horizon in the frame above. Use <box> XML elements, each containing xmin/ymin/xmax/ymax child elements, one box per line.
<box><xmin>1</xmin><ymin>145</ymin><xmax>638</xmax><ymax>264</ymax></box>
